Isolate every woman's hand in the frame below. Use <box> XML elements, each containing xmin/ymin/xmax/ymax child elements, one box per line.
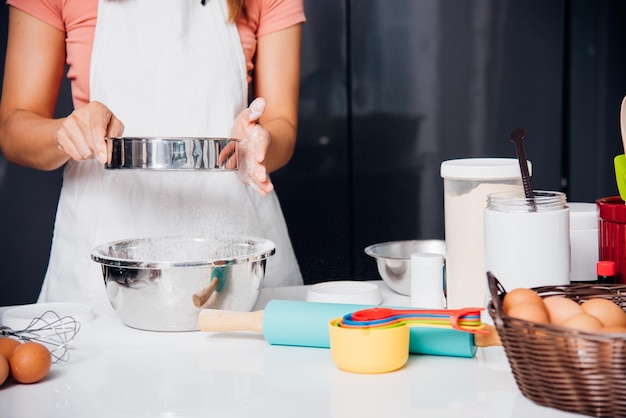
<box><xmin>231</xmin><ymin>97</ymin><xmax>274</xmax><ymax>196</ymax></box>
<box><xmin>56</xmin><ymin>101</ymin><xmax>124</xmax><ymax>164</ymax></box>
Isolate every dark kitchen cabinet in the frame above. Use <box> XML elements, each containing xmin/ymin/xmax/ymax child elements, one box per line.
<box><xmin>2</xmin><ymin>1</ymin><xmax>626</xmax><ymax>305</ymax></box>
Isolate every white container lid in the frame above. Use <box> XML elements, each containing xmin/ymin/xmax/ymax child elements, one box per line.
<box><xmin>440</xmin><ymin>158</ymin><xmax>532</xmax><ymax>180</ymax></box>
<box><xmin>305</xmin><ymin>281</ymin><xmax>382</xmax><ymax>305</ymax></box>
<box><xmin>569</xmin><ymin>202</ymin><xmax>599</xmax><ymax>230</ymax></box>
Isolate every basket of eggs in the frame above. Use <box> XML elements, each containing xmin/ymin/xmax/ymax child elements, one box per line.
<box><xmin>487</xmin><ymin>271</ymin><xmax>626</xmax><ymax>417</ymax></box>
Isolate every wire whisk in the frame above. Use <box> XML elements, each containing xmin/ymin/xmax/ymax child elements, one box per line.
<box><xmin>0</xmin><ymin>311</ymin><xmax>81</xmax><ymax>363</ymax></box>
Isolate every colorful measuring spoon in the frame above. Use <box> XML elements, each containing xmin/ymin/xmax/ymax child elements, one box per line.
<box><xmin>340</xmin><ymin>307</ymin><xmax>486</xmax><ymax>334</ymax></box>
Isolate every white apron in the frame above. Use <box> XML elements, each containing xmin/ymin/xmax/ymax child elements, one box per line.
<box><xmin>39</xmin><ymin>0</ymin><xmax>302</xmax><ymax>312</ymax></box>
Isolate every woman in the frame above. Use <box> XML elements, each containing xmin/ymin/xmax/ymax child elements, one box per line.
<box><xmin>0</xmin><ymin>0</ymin><xmax>304</xmax><ymax>311</ymax></box>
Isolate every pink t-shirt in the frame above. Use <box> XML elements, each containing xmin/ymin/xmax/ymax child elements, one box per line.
<box><xmin>7</xmin><ymin>0</ymin><xmax>305</xmax><ymax>109</ymax></box>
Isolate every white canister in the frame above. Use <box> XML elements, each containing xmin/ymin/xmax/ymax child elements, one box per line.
<box><xmin>484</xmin><ymin>190</ymin><xmax>570</xmax><ymax>291</ymax></box>
<box><xmin>440</xmin><ymin>158</ymin><xmax>527</xmax><ymax>309</ymax></box>
<box><xmin>569</xmin><ymin>202</ymin><xmax>599</xmax><ymax>283</ymax></box>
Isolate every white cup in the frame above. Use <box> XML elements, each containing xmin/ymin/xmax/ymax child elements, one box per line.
<box><xmin>410</xmin><ymin>253</ymin><xmax>445</xmax><ymax>309</ymax></box>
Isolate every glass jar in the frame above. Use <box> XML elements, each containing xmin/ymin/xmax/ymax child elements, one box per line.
<box><xmin>484</xmin><ymin>190</ymin><xmax>570</xmax><ymax>292</ymax></box>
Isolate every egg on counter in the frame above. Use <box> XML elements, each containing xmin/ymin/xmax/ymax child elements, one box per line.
<box><xmin>581</xmin><ymin>298</ymin><xmax>626</xmax><ymax>328</ymax></box>
<box><xmin>543</xmin><ymin>296</ymin><xmax>584</xmax><ymax>326</ymax></box>
<box><xmin>0</xmin><ymin>337</ymin><xmax>21</xmax><ymax>360</ymax></box>
<box><xmin>9</xmin><ymin>342</ymin><xmax>52</xmax><ymax>384</ymax></box>
<box><xmin>0</xmin><ymin>355</ymin><xmax>8</xmax><ymax>386</ymax></box>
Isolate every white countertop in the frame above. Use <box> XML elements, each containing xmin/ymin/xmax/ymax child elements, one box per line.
<box><xmin>0</xmin><ymin>281</ymin><xmax>584</xmax><ymax>418</ymax></box>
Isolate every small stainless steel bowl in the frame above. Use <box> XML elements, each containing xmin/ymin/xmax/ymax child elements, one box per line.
<box><xmin>105</xmin><ymin>137</ymin><xmax>238</xmax><ymax>170</ymax></box>
<box><xmin>91</xmin><ymin>236</ymin><xmax>274</xmax><ymax>331</ymax></box>
<box><xmin>364</xmin><ymin>240</ymin><xmax>446</xmax><ymax>295</ymax></box>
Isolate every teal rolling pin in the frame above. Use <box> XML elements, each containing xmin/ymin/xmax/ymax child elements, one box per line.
<box><xmin>198</xmin><ymin>300</ymin><xmax>500</xmax><ymax>358</ymax></box>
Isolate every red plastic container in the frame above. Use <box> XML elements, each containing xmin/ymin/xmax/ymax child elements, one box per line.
<box><xmin>596</xmin><ymin>196</ymin><xmax>626</xmax><ymax>284</ymax></box>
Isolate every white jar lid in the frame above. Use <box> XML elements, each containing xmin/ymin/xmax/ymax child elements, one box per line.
<box><xmin>305</xmin><ymin>281</ymin><xmax>382</xmax><ymax>305</ymax></box>
<box><xmin>569</xmin><ymin>202</ymin><xmax>598</xmax><ymax>230</ymax></box>
<box><xmin>440</xmin><ymin>158</ymin><xmax>532</xmax><ymax>180</ymax></box>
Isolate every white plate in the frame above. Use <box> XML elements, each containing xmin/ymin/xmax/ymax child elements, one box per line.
<box><xmin>1</xmin><ymin>302</ymin><xmax>94</xmax><ymax>331</ymax></box>
<box><xmin>305</xmin><ymin>281</ymin><xmax>382</xmax><ymax>305</ymax></box>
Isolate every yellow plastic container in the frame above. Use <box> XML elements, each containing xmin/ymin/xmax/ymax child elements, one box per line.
<box><xmin>328</xmin><ymin>318</ymin><xmax>410</xmax><ymax>374</ymax></box>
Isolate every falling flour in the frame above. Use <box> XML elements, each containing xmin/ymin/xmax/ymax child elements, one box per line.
<box><xmin>106</xmin><ymin>168</ymin><xmax>259</xmax><ymax>249</ymax></box>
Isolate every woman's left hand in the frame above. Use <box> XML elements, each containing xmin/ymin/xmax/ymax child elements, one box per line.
<box><xmin>230</xmin><ymin>97</ymin><xmax>274</xmax><ymax>196</ymax></box>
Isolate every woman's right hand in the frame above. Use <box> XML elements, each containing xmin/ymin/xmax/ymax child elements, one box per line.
<box><xmin>55</xmin><ymin>101</ymin><xmax>124</xmax><ymax>164</ymax></box>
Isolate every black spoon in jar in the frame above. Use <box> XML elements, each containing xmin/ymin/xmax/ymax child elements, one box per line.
<box><xmin>509</xmin><ymin>128</ymin><xmax>536</xmax><ymax>211</ymax></box>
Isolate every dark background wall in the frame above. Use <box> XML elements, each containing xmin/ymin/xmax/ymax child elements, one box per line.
<box><xmin>2</xmin><ymin>0</ymin><xmax>626</xmax><ymax>306</ymax></box>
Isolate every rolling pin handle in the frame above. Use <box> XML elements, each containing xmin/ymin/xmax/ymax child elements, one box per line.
<box><xmin>198</xmin><ymin>309</ymin><xmax>265</xmax><ymax>334</ymax></box>
<box><xmin>472</xmin><ymin>324</ymin><xmax>501</xmax><ymax>347</ymax></box>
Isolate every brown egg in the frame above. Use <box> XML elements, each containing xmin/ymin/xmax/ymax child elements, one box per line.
<box><xmin>502</xmin><ymin>288</ymin><xmax>544</xmax><ymax>314</ymax></box>
<box><xmin>581</xmin><ymin>298</ymin><xmax>626</xmax><ymax>328</ymax></box>
<box><xmin>0</xmin><ymin>354</ymin><xmax>8</xmax><ymax>386</ymax></box>
<box><xmin>0</xmin><ymin>337</ymin><xmax>21</xmax><ymax>360</ymax></box>
<box><xmin>9</xmin><ymin>342</ymin><xmax>52</xmax><ymax>384</ymax></box>
<box><xmin>543</xmin><ymin>296</ymin><xmax>583</xmax><ymax>326</ymax></box>
<box><xmin>506</xmin><ymin>302</ymin><xmax>549</xmax><ymax>324</ymax></box>
<box><xmin>598</xmin><ymin>326</ymin><xmax>626</xmax><ymax>334</ymax></box>
<box><xmin>561</xmin><ymin>312</ymin><xmax>603</xmax><ymax>332</ymax></box>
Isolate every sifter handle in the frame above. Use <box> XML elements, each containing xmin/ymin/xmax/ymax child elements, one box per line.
<box><xmin>198</xmin><ymin>309</ymin><xmax>264</xmax><ymax>334</ymax></box>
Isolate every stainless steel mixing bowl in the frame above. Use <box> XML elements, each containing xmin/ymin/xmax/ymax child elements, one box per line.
<box><xmin>364</xmin><ymin>240</ymin><xmax>446</xmax><ymax>295</ymax></box>
<box><xmin>105</xmin><ymin>137</ymin><xmax>238</xmax><ymax>170</ymax></box>
<box><xmin>91</xmin><ymin>236</ymin><xmax>275</xmax><ymax>331</ymax></box>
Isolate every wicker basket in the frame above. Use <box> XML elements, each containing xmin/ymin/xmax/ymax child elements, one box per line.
<box><xmin>487</xmin><ymin>272</ymin><xmax>626</xmax><ymax>417</ymax></box>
